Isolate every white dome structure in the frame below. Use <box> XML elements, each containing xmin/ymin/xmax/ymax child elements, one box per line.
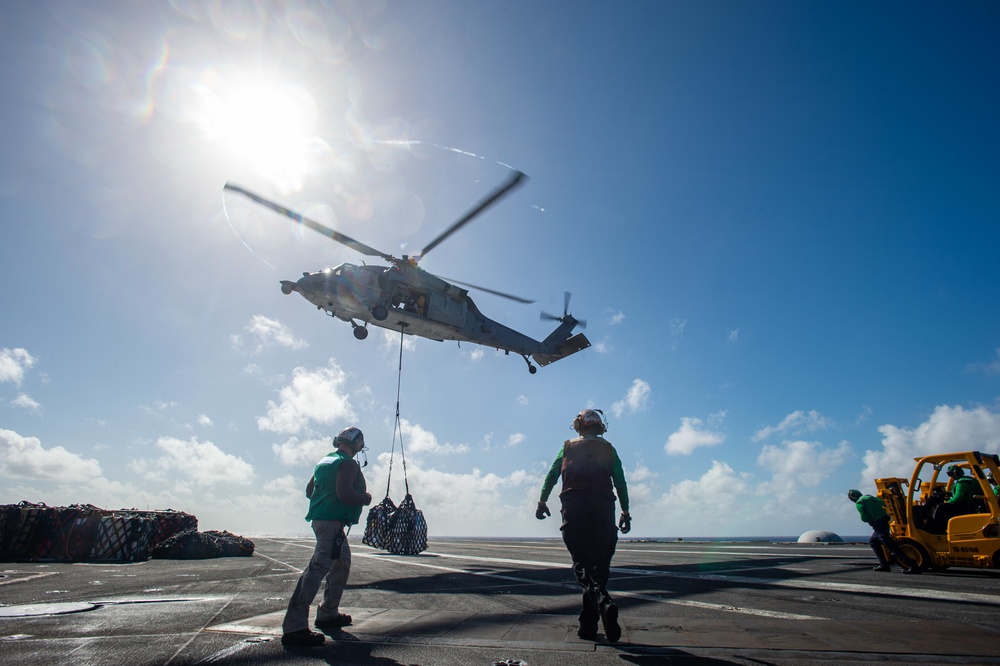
<box><xmin>797</xmin><ymin>530</ymin><xmax>844</xmax><ymax>543</ymax></box>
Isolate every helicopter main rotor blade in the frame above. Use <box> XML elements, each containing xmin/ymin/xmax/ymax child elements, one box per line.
<box><xmin>224</xmin><ymin>183</ymin><xmax>395</xmax><ymax>262</ymax></box>
<box><xmin>417</xmin><ymin>170</ymin><xmax>527</xmax><ymax>260</ymax></box>
<box><xmin>441</xmin><ymin>277</ymin><xmax>535</xmax><ymax>304</ymax></box>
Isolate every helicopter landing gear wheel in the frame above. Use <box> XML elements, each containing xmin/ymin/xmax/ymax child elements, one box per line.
<box><xmin>371</xmin><ymin>304</ymin><xmax>388</xmax><ymax>321</ymax></box>
<box><xmin>522</xmin><ymin>355</ymin><xmax>537</xmax><ymax>374</ymax></box>
<box><xmin>353</xmin><ymin>325</ymin><xmax>369</xmax><ymax>340</ymax></box>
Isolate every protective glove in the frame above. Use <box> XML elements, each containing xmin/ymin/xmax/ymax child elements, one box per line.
<box><xmin>618</xmin><ymin>511</ymin><xmax>631</xmax><ymax>534</ymax></box>
<box><xmin>535</xmin><ymin>501</ymin><xmax>551</xmax><ymax>520</ymax></box>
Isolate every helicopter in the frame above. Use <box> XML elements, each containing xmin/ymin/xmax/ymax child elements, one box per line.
<box><xmin>223</xmin><ymin>171</ymin><xmax>590</xmax><ymax>373</ymax></box>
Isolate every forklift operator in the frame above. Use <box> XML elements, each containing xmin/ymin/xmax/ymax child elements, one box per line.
<box><xmin>930</xmin><ymin>465</ymin><xmax>981</xmax><ymax>530</ymax></box>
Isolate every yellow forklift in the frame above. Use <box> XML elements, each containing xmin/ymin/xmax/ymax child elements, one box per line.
<box><xmin>874</xmin><ymin>451</ymin><xmax>1000</xmax><ymax>571</ymax></box>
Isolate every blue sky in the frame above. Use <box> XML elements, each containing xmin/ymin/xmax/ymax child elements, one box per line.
<box><xmin>2</xmin><ymin>1</ymin><xmax>999</xmax><ymax>538</ymax></box>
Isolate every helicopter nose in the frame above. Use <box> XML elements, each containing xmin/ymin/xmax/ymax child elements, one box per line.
<box><xmin>280</xmin><ymin>280</ymin><xmax>297</xmax><ymax>295</ymax></box>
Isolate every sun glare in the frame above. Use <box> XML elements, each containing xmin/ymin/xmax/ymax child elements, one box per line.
<box><xmin>210</xmin><ymin>77</ymin><xmax>318</xmax><ymax>191</ymax></box>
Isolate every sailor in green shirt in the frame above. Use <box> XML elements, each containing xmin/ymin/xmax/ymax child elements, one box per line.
<box><xmin>537</xmin><ymin>408</ymin><xmax>630</xmax><ymax>643</ymax></box>
<box><xmin>281</xmin><ymin>427</ymin><xmax>372</xmax><ymax>647</ymax></box>
<box><xmin>930</xmin><ymin>464</ymin><xmax>984</xmax><ymax>530</ymax></box>
<box><xmin>848</xmin><ymin>489</ymin><xmax>918</xmax><ymax>573</ymax></box>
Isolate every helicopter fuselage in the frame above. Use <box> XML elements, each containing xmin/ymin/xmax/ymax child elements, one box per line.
<box><xmin>282</xmin><ymin>262</ymin><xmax>589</xmax><ymax>370</ymax></box>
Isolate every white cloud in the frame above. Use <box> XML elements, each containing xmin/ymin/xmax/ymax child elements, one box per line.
<box><xmin>607</xmin><ymin>310</ymin><xmax>625</xmax><ymax>326</ymax></box>
<box><xmin>257</xmin><ymin>359</ymin><xmax>356</xmax><ymax>434</ymax></box>
<box><xmin>140</xmin><ymin>400</ymin><xmax>177</xmax><ymax>417</ymax></box>
<box><xmin>966</xmin><ymin>349</ymin><xmax>1000</xmax><ymax>375</ymax></box>
<box><xmin>272</xmin><ymin>435</ymin><xmax>332</xmax><ymax>466</ymax></box>
<box><xmin>862</xmin><ymin>404</ymin><xmax>1000</xmax><ymax>483</ymax></box>
<box><xmin>516</xmin><ymin>395</ymin><xmax>528</xmax><ymax>407</ymax></box>
<box><xmin>612</xmin><ymin>379</ymin><xmax>651</xmax><ymax>417</ymax></box>
<box><xmin>231</xmin><ymin>315</ymin><xmax>308</xmax><ymax>354</ymax></box>
<box><xmin>11</xmin><ymin>393</ymin><xmax>41</xmax><ymax>411</ymax></box>
<box><xmin>629</xmin><ymin>464</ymin><xmax>657</xmax><ymax>483</ymax></box>
<box><xmin>134</xmin><ymin>436</ymin><xmax>255</xmax><ymax>486</ymax></box>
<box><xmin>657</xmin><ymin>460</ymin><xmax>752</xmax><ymax>518</ymax></box>
<box><xmin>854</xmin><ymin>405</ymin><xmax>873</xmax><ymax>426</ymax></box>
<box><xmin>197</xmin><ymin>414</ymin><xmax>213</xmax><ymax>427</ymax></box>
<box><xmin>508</xmin><ymin>433</ymin><xmax>525</xmax><ymax>447</ymax></box>
<box><xmin>0</xmin><ymin>429</ymin><xmax>102</xmax><ymax>482</ymax></box>
<box><xmin>592</xmin><ymin>337</ymin><xmax>613</xmax><ymax>354</ymax></box>
<box><xmin>399</xmin><ymin>419</ymin><xmax>469</xmax><ymax>455</ymax></box>
<box><xmin>665</xmin><ymin>416</ymin><xmax>725</xmax><ymax>455</ymax></box>
<box><xmin>0</xmin><ymin>348</ymin><xmax>36</xmax><ymax>386</ymax></box>
<box><xmin>727</xmin><ymin>328</ymin><xmax>740</xmax><ymax>343</ymax></box>
<box><xmin>668</xmin><ymin>318</ymin><xmax>687</xmax><ymax>351</ymax></box>
<box><xmin>379</xmin><ymin>328</ymin><xmax>417</xmax><ymax>354</ymax></box>
<box><xmin>752</xmin><ymin>409</ymin><xmax>832</xmax><ymax>442</ymax></box>
<box><xmin>757</xmin><ymin>439</ymin><xmax>852</xmax><ymax>488</ymax></box>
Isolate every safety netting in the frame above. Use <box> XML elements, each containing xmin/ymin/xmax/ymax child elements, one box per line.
<box><xmin>0</xmin><ymin>502</ymin><xmax>252</xmax><ymax>562</ymax></box>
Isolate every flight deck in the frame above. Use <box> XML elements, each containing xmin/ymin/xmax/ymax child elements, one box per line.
<box><xmin>2</xmin><ymin>537</ymin><xmax>999</xmax><ymax>665</ymax></box>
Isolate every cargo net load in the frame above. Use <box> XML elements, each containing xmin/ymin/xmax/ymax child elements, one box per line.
<box><xmin>361</xmin><ymin>325</ymin><xmax>428</xmax><ymax>555</ymax></box>
<box><xmin>0</xmin><ymin>502</ymin><xmax>254</xmax><ymax>562</ymax></box>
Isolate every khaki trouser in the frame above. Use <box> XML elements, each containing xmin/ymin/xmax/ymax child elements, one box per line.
<box><xmin>282</xmin><ymin>520</ymin><xmax>351</xmax><ymax>633</ymax></box>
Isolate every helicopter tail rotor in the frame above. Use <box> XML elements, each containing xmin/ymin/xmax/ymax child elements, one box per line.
<box><xmin>541</xmin><ymin>291</ymin><xmax>586</xmax><ymax>329</ymax></box>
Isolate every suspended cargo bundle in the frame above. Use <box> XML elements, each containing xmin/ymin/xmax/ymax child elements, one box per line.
<box><xmin>382</xmin><ymin>493</ymin><xmax>427</xmax><ymax>555</ymax></box>
<box><xmin>362</xmin><ymin>496</ymin><xmax>397</xmax><ymax>550</ymax></box>
<box><xmin>361</xmin><ymin>327</ymin><xmax>428</xmax><ymax>555</ymax></box>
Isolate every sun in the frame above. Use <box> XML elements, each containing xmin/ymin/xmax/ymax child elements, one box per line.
<box><xmin>208</xmin><ymin>75</ymin><xmax>318</xmax><ymax>191</ymax></box>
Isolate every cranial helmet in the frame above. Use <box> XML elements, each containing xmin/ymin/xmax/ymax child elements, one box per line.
<box><xmin>572</xmin><ymin>409</ymin><xmax>607</xmax><ymax>434</ymax></box>
<box><xmin>847</xmin><ymin>489</ymin><xmax>862</xmax><ymax>502</ymax></box>
<box><xmin>334</xmin><ymin>426</ymin><xmax>365</xmax><ymax>451</ymax></box>
<box><xmin>946</xmin><ymin>464</ymin><xmax>965</xmax><ymax>478</ymax></box>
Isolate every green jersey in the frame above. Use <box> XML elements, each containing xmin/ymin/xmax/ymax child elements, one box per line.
<box><xmin>855</xmin><ymin>495</ymin><xmax>888</xmax><ymax>526</ymax></box>
<box><xmin>305</xmin><ymin>450</ymin><xmax>368</xmax><ymax>525</ymax></box>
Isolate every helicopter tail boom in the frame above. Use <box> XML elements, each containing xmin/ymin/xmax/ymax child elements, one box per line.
<box><xmin>532</xmin><ymin>332</ymin><xmax>591</xmax><ymax>367</ymax></box>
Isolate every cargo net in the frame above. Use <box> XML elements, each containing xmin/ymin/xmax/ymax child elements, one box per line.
<box><xmin>0</xmin><ymin>502</ymin><xmax>251</xmax><ymax>562</ymax></box>
<box><xmin>363</xmin><ymin>494</ymin><xmax>427</xmax><ymax>555</ymax></box>
<box><xmin>152</xmin><ymin>529</ymin><xmax>255</xmax><ymax>559</ymax></box>
<box><xmin>361</xmin><ymin>326</ymin><xmax>428</xmax><ymax>555</ymax></box>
